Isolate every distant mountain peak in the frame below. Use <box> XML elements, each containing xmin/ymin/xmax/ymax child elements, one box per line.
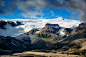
<box><xmin>0</xmin><ymin>20</ymin><xmax>23</xmax><ymax>29</ymax></box>
<box><xmin>41</xmin><ymin>23</ymin><xmax>60</xmax><ymax>33</ymax></box>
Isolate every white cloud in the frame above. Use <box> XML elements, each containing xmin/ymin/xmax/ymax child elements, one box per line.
<box><xmin>51</xmin><ymin>11</ymin><xmax>54</xmax><ymax>16</ymax></box>
<box><xmin>21</xmin><ymin>10</ymin><xmax>43</xmax><ymax>19</ymax></box>
<box><xmin>0</xmin><ymin>17</ymin><xmax>81</xmax><ymax>37</ymax></box>
<box><xmin>17</xmin><ymin>0</ymin><xmax>50</xmax><ymax>19</ymax></box>
<box><xmin>0</xmin><ymin>24</ymin><xmax>24</xmax><ymax>37</ymax></box>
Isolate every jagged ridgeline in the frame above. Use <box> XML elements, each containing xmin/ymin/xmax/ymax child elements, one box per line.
<box><xmin>0</xmin><ymin>20</ymin><xmax>31</xmax><ymax>55</ymax></box>
<box><xmin>20</xmin><ymin>23</ymin><xmax>73</xmax><ymax>50</ymax></box>
<box><xmin>0</xmin><ymin>20</ymin><xmax>23</xmax><ymax>29</ymax></box>
<box><xmin>1</xmin><ymin>20</ymin><xmax>86</xmax><ymax>56</ymax></box>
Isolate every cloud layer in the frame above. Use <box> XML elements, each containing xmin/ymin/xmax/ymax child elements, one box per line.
<box><xmin>0</xmin><ymin>17</ymin><xmax>79</xmax><ymax>37</ymax></box>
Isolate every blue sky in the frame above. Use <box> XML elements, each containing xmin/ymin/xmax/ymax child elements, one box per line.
<box><xmin>0</xmin><ymin>8</ymin><xmax>80</xmax><ymax>20</ymax></box>
<box><xmin>0</xmin><ymin>0</ymin><xmax>81</xmax><ymax>20</ymax></box>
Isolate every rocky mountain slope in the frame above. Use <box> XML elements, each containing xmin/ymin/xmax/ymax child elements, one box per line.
<box><xmin>37</xmin><ymin>23</ymin><xmax>61</xmax><ymax>38</ymax></box>
<box><xmin>1</xmin><ymin>20</ymin><xmax>86</xmax><ymax>56</ymax></box>
<box><xmin>23</xmin><ymin>22</ymin><xmax>86</xmax><ymax>56</ymax></box>
<box><xmin>54</xmin><ymin>22</ymin><xmax>86</xmax><ymax>56</ymax></box>
<box><xmin>41</xmin><ymin>23</ymin><xmax>60</xmax><ymax>33</ymax></box>
<box><xmin>24</xmin><ymin>23</ymin><xmax>72</xmax><ymax>39</ymax></box>
<box><xmin>0</xmin><ymin>36</ymin><xmax>31</xmax><ymax>55</ymax></box>
<box><xmin>16</xmin><ymin>23</ymin><xmax>72</xmax><ymax>50</ymax></box>
<box><xmin>60</xmin><ymin>23</ymin><xmax>86</xmax><ymax>44</ymax></box>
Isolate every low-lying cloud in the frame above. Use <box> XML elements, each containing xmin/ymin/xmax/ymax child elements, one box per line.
<box><xmin>9</xmin><ymin>17</ymin><xmax>81</xmax><ymax>37</ymax></box>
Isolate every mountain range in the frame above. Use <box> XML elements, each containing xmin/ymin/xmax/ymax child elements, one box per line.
<box><xmin>1</xmin><ymin>18</ymin><xmax>86</xmax><ymax>56</ymax></box>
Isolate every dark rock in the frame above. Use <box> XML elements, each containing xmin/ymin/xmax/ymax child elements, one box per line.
<box><xmin>78</xmin><ymin>22</ymin><xmax>86</xmax><ymax>29</ymax></box>
<box><xmin>37</xmin><ymin>23</ymin><xmax>61</xmax><ymax>38</ymax></box>
<box><xmin>0</xmin><ymin>20</ymin><xmax>23</xmax><ymax>29</ymax></box>
<box><xmin>42</xmin><ymin>23</ymin><xmax>60</xmax><ymax>33</ymax></box>
<box><xmin>64</xmin><ymin>28</ymin><xmax>73</xmax><ymax>36</ymax></box>
<box><xmin>28</xmin><ymin>29</ymin><xmax>39</xmax><ymax>35</ymax></box>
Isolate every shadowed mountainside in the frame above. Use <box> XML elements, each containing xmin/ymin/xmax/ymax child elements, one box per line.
<box><xmin>0</xmin><ymin>36</ymin><xmax>31</xmax><ymax>55</ymax></box>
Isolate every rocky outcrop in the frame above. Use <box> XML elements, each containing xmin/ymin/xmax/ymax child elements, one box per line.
<box><xmin>28</xmin><ymin>29</ymin><xmax>39</xmax><ymax>35</ymax></box>
<box><xmin>36</xmin><ymin>23</ymin><xmax>61</xmax><ymax>38</ymax></box>
<box><xmin>41</xmin><ymin>23</ymin><xmax>60</xmax><ymax>33</ymax></box>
